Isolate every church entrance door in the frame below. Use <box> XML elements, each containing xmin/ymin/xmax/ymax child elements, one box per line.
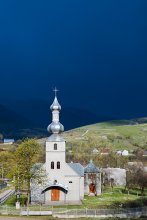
<box><xmin>51</xmin><ymin>189</ymin><xmax>60</xmax><ymax>201</ymax></box>
<box><xmin>89</xmin><ymin>183</ymin><xmax>96</xmax><ymax>194</ymax></box>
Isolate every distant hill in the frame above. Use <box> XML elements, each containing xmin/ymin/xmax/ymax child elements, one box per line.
<box><xmin>0</xmin><ymin>99</ymin><xmax>114</xmax><ymax>138</ymax></box>
<box><xmin>62</xmin><ymin>107</ymin><xmax>114</xmax><ymax>130</ymax></box>
<box><xmin>0</xmin><ymin>104</ymin><xmax>29</xmax><ymax>129</ymax></box>
<box><xmin>1</xmin><ymin>99</ymin><xmax>147</xmax><ymax>140</ymax></box>
<box><xmin>0</xmin><ymin>104</ymin><xmax>37</xmax><ymax>138</ymax></box>
<box><xmin>4</xmin><ymin>99</ymin><xmax>114</xmax><ymax>129</ymax></box>
<box><xmin>63</xmin><ymin>118</ymin><xmax>147</xmax><ymax>153</ymax></box>
<box><xmin>36</xmin><ymin>119</ymin><xmax>147</xmax><ymax>166</ymax></box>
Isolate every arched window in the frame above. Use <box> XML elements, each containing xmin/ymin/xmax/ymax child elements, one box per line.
<box><xmin>54</xmin><ymin>180</ymin><xmax>57</xmax><ymax>184</ymax></box>
<box><xmin>51</xmin><ymin>161</ymin><xmax>54</xmax><ymax>169</ymax></box>
<box><xmin>57</xmin><ymin>161</ymin><xmax>60</xmax><ymax>169</ymax></box>
<box><xmin>54</xmin><ymin>143</ymin><xmax>57</xmax><ymax>150</ymax></box>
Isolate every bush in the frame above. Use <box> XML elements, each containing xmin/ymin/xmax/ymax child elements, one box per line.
<box><xmin>4</xmin><ymin>194</ymin><xmax>28</xmax><ymax>206</ymax></box>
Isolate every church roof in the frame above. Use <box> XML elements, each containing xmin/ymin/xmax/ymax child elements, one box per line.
<box><xmin>68</xmin><ymin>163</ymin><xmax>84</xmax><ymax>177</ymax></box>
<box><xmin>47</xmin><ymin>134</ymin><xmax>65</xmax><ymax>142</ymax></box>
<box><xmin>47</xmin><ymin>93</ymin><xmax>64</xmax><ymax>134</ymax></box>
<box><xmin>41</xmin><ymin>183</ymin><xmax>68</xmax><ymax>194</ymax></box>
<box><xmin>47</xmin><ymin>122</ymin><xmax>64</xmax><ymax>134</ymax></box>
<box><xmin>84</xmin><ymin>160</ymin><xmax>100</xmax><ymax>173</ymax></box>
<box><xmin>50</xmin><ymin>96</ymin><xmax>61</xmax><ymax>111</ymax></box>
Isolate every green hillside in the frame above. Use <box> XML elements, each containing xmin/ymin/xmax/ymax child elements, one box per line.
<box><xmin>62</xmin><ymin>119</ymin><xmax>147</xmax><ymax>165</ymax></box>
<box><xmin>2</xmin><ymin>118</ymin><xmax>147</xmax><ymax>167</ymax></box>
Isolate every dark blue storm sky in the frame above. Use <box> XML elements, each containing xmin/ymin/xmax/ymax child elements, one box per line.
<box><xmin>0</xmin><ymin>0</ymin><xmax>147</xmax><ymax>118</ymax></box>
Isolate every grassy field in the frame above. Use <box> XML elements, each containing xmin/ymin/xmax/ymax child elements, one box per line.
<box><xmin>0</xmin><ymin>143</ymin><xmax>16</xmax><ymax>151</ymax></box>
<box><xmin>64</xmin><ymin>120</ymin><xmax>147</xmax><ymax>151</ymax></box>
<box><xmin>2</xmin><ymin>118</ymin><xmax>147</xmax><ymax>163</ymax></box>
<box><xmin>56</xmin><ymin>119</ymin><xmax>147</xmax><ymax>165</ymax></box>
<box><xmin>36</xmin><ymin>119</ymin><xmax>147</xmax><ymax>169</ymax></box>
<box><xmin>3</xmin><ymin>186</ymin><xmax>147</xmax><ymax>209</ymax></box>
<box><xmin>2</xmin><ymin>186</ymin><xmax>147</xmax><ymax>220</ymax></box>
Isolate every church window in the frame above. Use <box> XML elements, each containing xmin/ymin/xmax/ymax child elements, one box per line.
<box><xmin>57</xmin><ymin>161</ymin><xmax>60</xmax><ymax>169</ymax></box>
<box><xmin>54</xmin><ymin>180</ymin><xmax>57</xmax><ymax>184</ymax></box>
<box><xmin>51</xmin><ymin>161</ymin><xmax>54</xmax><ymax>169</ymax></box>
<box><xmin>54</xmin><ymin>143</ymin><xmax>57</xmax><ymax>150</ymax></box>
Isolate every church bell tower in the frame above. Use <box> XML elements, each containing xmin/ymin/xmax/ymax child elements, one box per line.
<box><xmin>46</xmin><ymin>89</ymin><xmax>66</xmax><ymax>181</ymax></box>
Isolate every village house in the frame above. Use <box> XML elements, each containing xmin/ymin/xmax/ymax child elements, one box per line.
<box><xmin>3</xmin><ymin>138</ymin><xmax>14</xmax><ymax>145</ymax></box>
<box><xmin>117</xmin><ymin>150</ymin><xmax>129</xmax><ymax>156</ymax></box>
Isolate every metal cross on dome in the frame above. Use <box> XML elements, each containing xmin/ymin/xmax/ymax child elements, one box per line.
<box><xmin>53</xmin><ymin>87</ymin><xmax>59</xmax><ymax>96</ymax></box>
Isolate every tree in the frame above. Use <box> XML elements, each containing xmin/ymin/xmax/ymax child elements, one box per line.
<box><xmin>136</xmin><ymin>169</ymin><xmax>147</xmax><ymax>196</ymax></box>
<box><xmin>125</xmin><ymin>162</ymin><xmax>147</xmax><ymax>195</ymax></box>
<box><xmin>110</xmin><ymin>178</ymin><xmax>114</xmax><ymax>191</ymax></box>
<box><xmin>0</xmin><ymin>151</ymin><xmax>15</xmax><ymax>178</ymax></box>
<box><xmin>15</xmin><ymin>139</ymin><xmax>43</xmax><ymax>205</ymax></box>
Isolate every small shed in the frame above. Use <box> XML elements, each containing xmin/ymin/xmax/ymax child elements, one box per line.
<box><xmin>84</xmin><ymin>160</ymin><xmax>101</xmax><ymax>195</ymax></box>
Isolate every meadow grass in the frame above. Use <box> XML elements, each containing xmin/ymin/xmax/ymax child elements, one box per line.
<box><xmin>3</xmin><ymin>186</ymin><xmax>147</xmax><ymax>209</ymax></box>
<box><xmin>2</xmin><ymin>187</ymin><xmax>147</xmax><ymax>220</ymax></box>
<box><xmin>64</xmin><ymin>121</ymin><xmax>147</xmax><ymax>153</ymax></box>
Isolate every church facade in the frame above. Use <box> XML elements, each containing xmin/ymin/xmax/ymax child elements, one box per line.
<box><xmin>31</xmin><ymin>93</ymin><xmax>84</xmax><ymax>204</ymax></box>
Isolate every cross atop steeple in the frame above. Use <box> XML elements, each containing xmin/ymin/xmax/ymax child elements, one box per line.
<box><xmin>53</xmin><ymin>87</ymin><xmax>59</xmax><ymax>97</ymax></box>
<box><xmin>48</xmin><ymin>87</ymin><xmax>64</xmax><ymax>134</ymax></box>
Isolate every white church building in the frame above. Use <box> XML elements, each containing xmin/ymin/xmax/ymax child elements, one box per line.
<box><xmin>31</xmin><ymin>92</ymin><xmax>84</xmax><ymax>204</ymax></box>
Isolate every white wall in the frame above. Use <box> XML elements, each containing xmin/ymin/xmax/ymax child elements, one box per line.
<box><xmin>103</xmin><ymin>168</ymin><xmax>126</xmax><ymax>186</ymax></box>
<box><xmin>45</xmin><ymin>137</ymin><xmax>85</xmax><ymax>203</ymax></box>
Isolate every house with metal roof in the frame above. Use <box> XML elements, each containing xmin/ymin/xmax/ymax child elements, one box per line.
<box><xmin>3</xmin><ymin>139</ymin><xmax>14</xmax><ymax>144</ymax></box>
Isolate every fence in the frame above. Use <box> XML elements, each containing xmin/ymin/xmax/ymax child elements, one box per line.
<box><xmin>0</xmin><ymin>205</ymin><xmax>147</xmax><ymax>218</ymax></box>
<box><xmin>52</xmin><ymin>207</ymin><xmax>147</xmax><ymax>218</ymax></box>
<box><xmin>0</xmin><ymin>205</ymin><xmax>20</xmax><ymax>215</ymax></box>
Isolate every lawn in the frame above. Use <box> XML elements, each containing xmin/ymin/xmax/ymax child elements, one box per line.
<box><xmin>54</xmin><ymin>187</ymin><xmax>147</xmax><ymax>209</ymax></box>
<box><xmin>3</xmin><ymin>186</ymin><xmax>146</xmax><ymax>210</ymax></box>
<box><xmin>1</xmin><ymin>187</ymin><xmax>147</xmax><ymax>220</ymax></box>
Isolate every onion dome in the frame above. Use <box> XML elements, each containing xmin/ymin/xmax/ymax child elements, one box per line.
<box><xmin>50</xmin><ymin>96</ymin><xmax>61</xmax><ymax>111</ymax></box>
<box><xmin>47</xmin><ymin>90</ymin><xmax>64</xmax><ymax>135</ymax></box>
<box><xmin>47</xmin><ymin>122</ymin><xmax>64</xmax><ymax>134</ymax></box>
